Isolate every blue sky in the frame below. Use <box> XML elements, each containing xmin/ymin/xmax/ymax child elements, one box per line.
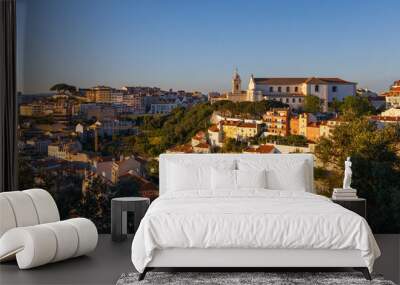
<box><xmin>17</xmin><ymin>0</ymin><xmax>400</xmax><ymax>94</ymax></box>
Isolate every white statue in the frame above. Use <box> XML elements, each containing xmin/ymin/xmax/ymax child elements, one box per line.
<box><xmin>343</xmin><ymin>157</ymin><xmax>352</xmax><ymax>189</ymax></box>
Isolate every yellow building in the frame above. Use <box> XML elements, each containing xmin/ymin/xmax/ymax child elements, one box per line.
<box><xmin>221</xmin><ymin>121</ymin><xmax>238</xmax><ymax>139</ymax></box>
<box><xmin>221</xmin><ymin>120</ymin><xmax>260</xmax><ymax>141</ymax></box>
<box><xmin>320</xmin><ymin>118</ymin><xmax>344</xmax><ymax>138</ymax></box>
<box><xmin>19</xmin><ymin>104</ymin><xmax>45</xmax><ymax>117</ymax></box>
<box><xmin>86</xmin><ymin>86</ymin><xmax>112</xmax><ymax>102</ymax></box>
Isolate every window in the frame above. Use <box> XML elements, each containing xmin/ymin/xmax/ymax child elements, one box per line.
<box><xmin>315</xmin><ymin>85</ymin><xmax>319</xmax><ymax>92</ymax></box>
<box><xmin>269</xmin><ymin>86</ymin><xmax>273</xmax><ymax>92</ymax></box>
<box><xmin>278</xmin><ymin>87</ymin><xmax>282</xmax><ymax>92</ymax></box>
<box><xmin>292</xmin><ymin>98</ymin><xmax>295</xmax><ymax>103</ymax></box>
<box><xmin>332</xmin><ymin>86</ymin><xmax>337</xmax><ymax>92</ymax></box>
<box><xmin>286</xmin><ymin>98</ymin><xmax>289</xmax><ymax>103</ymax></box>
<box><xmin>286</xmin><ymin>86</ymin><xmax>290</xmax><ymax>92</ymax></box>
<box><xmin>295</xmin><ymin>86</ymin><xmax>298</xmax><ymax>92</ymax></box>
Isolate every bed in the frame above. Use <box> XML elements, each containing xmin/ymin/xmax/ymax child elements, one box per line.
<box><xmin>131</xmin><ymin>154</ymin><xmax>380</xmax><ymax>280</ymax></box>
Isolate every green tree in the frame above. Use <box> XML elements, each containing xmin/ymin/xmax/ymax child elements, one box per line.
<box><xmin>17</xmin><ymin>156</ymin><xmax>34</xmax><ymax>189</ymax></box>
<box><xmin>78</xmin><ymin>177</ymin><xmax>111</xmax><ymax>233</ymax></box>
<box><xmin>50</xmin><ymin>83</ymin><xmax>77</xmax><ymax>95</ymax></box>
<box><xmin>340</xmin><ymin>96</ymin><xmax>374</xmax><ymax>120</ymax></box>
<box><xmin>329</xmin><ymin>98</ymin><xmax>343</xmax><ymax>113</ymax></box>
<box><xmin>146</xmin><ymin>159</ymin><xmax>159</xmax><ymax>184</ymax></box>
<box><xmin>221</xmin><ymin>138</ymin><xmax>246</xmax><ymax>153</ymax></box>
<box><xmin>303</xmin><ymin>95</ymin><xmax>321</xmax><ymax>113</ymax></box>
<box><xmin>315</xmin><ymin>118</ymin><xmax>400</xmax><ymax>233</ymax></box>
<box><xmin>264</xmin><ymin>135</ymin><xmax>308</xmax><ymax>147</ymax></box>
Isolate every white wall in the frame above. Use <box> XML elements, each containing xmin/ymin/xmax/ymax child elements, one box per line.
<box><xmin>327</xmin><ymin>84</ymin><xmax>356</xmax><ymax>102</ymax></box>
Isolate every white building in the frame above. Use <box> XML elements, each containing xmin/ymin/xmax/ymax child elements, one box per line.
<box><xmin>210</xmin><ymin>70</ymin><xmax>357</xmax><ymax>112</ymax></box>
<box><xmin>150</xmin><ymin>100</ymin><xmax>178</xmax><ymax>114</ymax></box>
<box><xmin>111</xmin><ymin>156</ymin><xmax>146</xmax><ymax>184</ymax></box>
<box><xmin>75</xmin><ymin>123</ymin><xmax>84</xmax><ymax>135</ymax></box>
<box><xmin>110</xmin><ymin>91</ymin><xmax>124</xmax><ymax>103</ymax></box>
<box><xmin>382</xmin><ymin>80</ymin><xmax>400</xmax><ymax>108</ymax></box>
<box><xmin>123</xmin><ymin>94</ymin><xmax>145</xmax><ymax>113</ymax></box>
<box><xmin>207</xmin><ymin>124</ymin><xmax>223</xmax><ymax>147</ymax></box>
<box><xmin>380</xmin><ymin>108</ymin><xmax>400</xmax><ymax>117</ymax></box>
<box><xmin>247</xmin><ymin>76</ymin><xmax>357</xmax><ymax>112</ymax></box>
<box><xmin>47</xmin><ymin>141</ymin><xmax>82</xmax><ymax>160</ymax></box>
<box><xmin>88</xmin><ymin>120</ymin><xmax>137</xmax><ymax>137</ymax></box>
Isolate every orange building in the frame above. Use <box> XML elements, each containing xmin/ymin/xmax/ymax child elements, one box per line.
<box><xmin>263</xmin><ymin>108</ymin><xmax>290</xmax><ymax>136</ymax></box>
<box><xmin>289</xmin><ymin>116</ymin><xmax>299</xmax><ymax>135</ymax></box>
<box><xmin>306</xmin><ymin>122</ymin><xmax>321</xmax><ymax>143</ymax></box>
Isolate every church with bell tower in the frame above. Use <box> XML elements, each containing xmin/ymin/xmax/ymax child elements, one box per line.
<box><xmin>209</xmin><ymin>68</ymin><xmax>263</xmax><ymax>104</ymax></box>
<box><xmin>232</xmin><ymin>68</ymin><xmax>242</xmax><ymax>96</ymax></box>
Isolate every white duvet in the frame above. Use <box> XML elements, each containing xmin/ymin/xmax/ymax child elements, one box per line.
<box><xmin>131</xmin><ymin>190</ymin><xmax>380</xmax><ymax>273</ymax></box>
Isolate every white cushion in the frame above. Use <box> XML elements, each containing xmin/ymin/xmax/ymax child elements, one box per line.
<box><xmin>168</xmin><ymin>162</ymin><xmax>210</xmax><ymax>191</ymax></box>
<box><xmin>65</xmin><ymin>218</ymin><xmax>98</xmax><ymax>257</ymax></box>
<box><xmin>236</xmin><ymin>169</ymin><xmax>267</xmax><ymax>189</ymax></box>
<box><xmin>42</xmin><ymin>221</ymin><xmax>79</xmax><ymax>262</ymax></box>
<box><xmin>24</xmin><ymin>189</ymin><xmax>60</xmax><ymax>224</ymax></box>
<box><xmin>0</xmin><ymin>226</ymin><xmax>57</xmax><ymax>269</ymax></box>
<box><xmin>0</xmin><ymin>196</ymin><xmax>17</xmax><ymax>237</ymax></box>
<box><xmin>167</xmin><ymin>160</ymin><xmax>235</xmax><ymax>192</ymax></box>
<box><xmin>1</xmin><ymin>191</ymin><xmax>39</xmax><ymax>227</ymax></box>
<box><xmin>0</xmin><ymin>218</ymin><xmax>98</xmax><ymax>269</ymax></box>
<box><xmin>211</xmin><ymin>168</ymin><xmax>237</xmax><ymax>191</ymax></box>
<box><xmin>238</xmin><ymin>159</ymin><xmax>307</xmax><ymax>191</ymax></box>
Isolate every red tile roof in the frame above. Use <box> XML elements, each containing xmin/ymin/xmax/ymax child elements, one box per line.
<box><xmin>168</xmin><ymin>144</ymin><xmax>194</xmax><ymax>153</ymax></box>
<box><xmin>221</xmin><ymin>120</ymin><xmax>240</xmax><ymax>126</ymax></box>
<box><xmin>194</xmin><ymin>142</ymin><xmax>210</xmax><ymax>149</ymax></box>
<box><xmin>253</xmin><ymin>77</ymin><xmax>354</xmax><ymax>85</ymax></box>
<box><xmin>257</xmin><ymin>145</ymin><xmax>276</xmax><ymax>153</ymax></box>
<box><xmin>221</xmin><ymin>120</ymin><xmax>257</xmax><ymax>128</ymax></box>
<box><xmin>238</xmin><ymin>122</ymin><xmax>257</xmax><ymax>128</ymax></box>
<box><xmin>244</xmin><ymin>144</ymin><xmax>275</xmax><ymax>153</ymax></box>
<box><xmin>370</xmin><ymin>116</ymin><xmax>400</xmax><ymax>122</ymax></box>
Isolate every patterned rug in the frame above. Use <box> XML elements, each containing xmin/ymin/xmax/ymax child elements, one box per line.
<box><xmin>116</xmin><ymin>271</ymin><xmax>396</xmax><ymax>285</ymax></box>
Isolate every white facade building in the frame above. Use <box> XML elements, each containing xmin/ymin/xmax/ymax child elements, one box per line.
<box><xmin>110</xmin><ymin>91</ymin><xmax>124</xmax><ymax>103</ymax></box>
<box><xmin>150</xmin><ymin>100</ymin><xmax>178</xmax><ymax>114</ymax></box>
<box><xmin>380</xmin><ymin>108</ymin><xmax>400</xmax><ymax>117</ymax></box>
<box><xmin>210</xmin><ymin>70</ymin><xmax>356</xmax><ymax>112</ymax></box>
<box><xmin>247</xmin><ymin>76</ymin><xmax>357</xmax><ymax>112</ymax></box>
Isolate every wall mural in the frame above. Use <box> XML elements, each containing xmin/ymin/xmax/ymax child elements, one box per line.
<box><xmin>16</xmin><ymin>0</ymin><xmax>400</xmax><ymax>234</ymax></box>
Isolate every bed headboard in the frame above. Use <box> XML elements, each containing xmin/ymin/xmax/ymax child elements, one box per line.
<box><xmin>159</xmin><ymin>153</ymin><xmax>315</xmax><ymax>195</ymax></box>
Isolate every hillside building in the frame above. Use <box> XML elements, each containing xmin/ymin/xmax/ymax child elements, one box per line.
<box><xmin>263</xmin><ymin>108</ymin><xmax>290</xmax><ymax>136</ymax></box>
<box><xmin>382</xmin><ymin>80</ymin><xmax>400</xmax><ymax>108</ymax></box>
<box><xmin>210</xmin><ymin>70</ymin><xmax>357</xmax><ymax>112</ymax></box>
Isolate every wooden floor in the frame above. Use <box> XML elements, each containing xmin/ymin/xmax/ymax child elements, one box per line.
<box><xmin>0</xmin><ymin>234</ymin><xmax>399</xmax><ymax>285</ymax></box>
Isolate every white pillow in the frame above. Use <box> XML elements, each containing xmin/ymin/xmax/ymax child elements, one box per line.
<box><xmin>238</xmin><ymin>159</ymin><xmax>308</xmax><ymax>191</ymax></box>
<box><xmin>211</xmin><ymin>168</ymin><xmax>236</xmax><ymax>191</ymax></box>
<box><xmin>167</xmin><ymin>160</ymin><xmax>235</xmax><ymax>192</ymax></box>
<box><xmin>168</xmin><ymin>162</ymin><xmax>209</xmax><ymax>191</ymax></box>
<box><xmin>236</xmin><ymin>169</ymin><xmax>267</xmax><ymax>189</ymax></box>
